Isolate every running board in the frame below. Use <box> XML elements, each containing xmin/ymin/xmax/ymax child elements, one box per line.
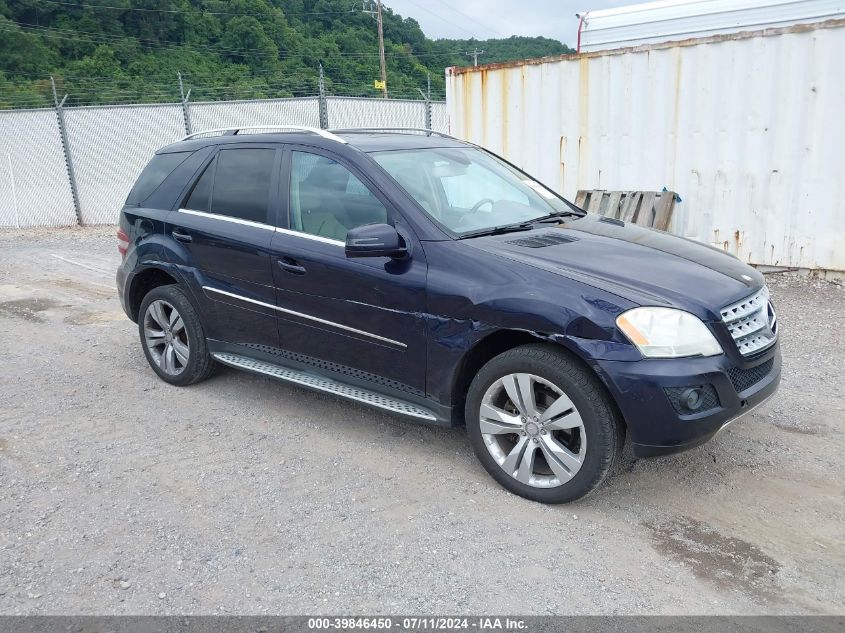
<box><xmin>212</xmin><ymin>352</ymin><xmax>438</xmax><ymax>421</ymax></box>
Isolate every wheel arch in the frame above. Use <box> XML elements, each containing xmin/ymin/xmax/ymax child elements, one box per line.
<box><xmin>450</xmin><ymin>329</ymin><xmax>627</xmax><ymax>435</ymax></box>
<box><xmin>127</xmin><ymin>266</ymin><xmax>180</xmax><ymax>322</ymax></box>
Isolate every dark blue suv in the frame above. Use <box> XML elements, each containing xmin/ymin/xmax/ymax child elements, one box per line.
<box><xmin>117</xmin><ymin>126</ymin><xmax>781</xmax><ymax>503</ymax></box>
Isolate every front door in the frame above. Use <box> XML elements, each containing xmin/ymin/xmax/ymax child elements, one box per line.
<box><xmin>167</xmin><ymin>145</ymin><xmax>282</xmax><ymax>347</ymax></box>
<box><xmin>269</xmin><ymin>147</ymin><xmax>428</xmax><ymax>396</ymax></box>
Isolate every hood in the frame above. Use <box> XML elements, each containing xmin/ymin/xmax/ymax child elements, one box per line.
<box><xmin>465</xmin><ymin>214</ymin><xmax>764</xmax><ymax>321</ymax></box>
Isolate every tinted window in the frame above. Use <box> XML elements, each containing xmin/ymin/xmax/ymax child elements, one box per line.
<box><xmin>209</xmin><ymin>148</ymin><xmax>275</xmax><ymax>223</ymax></box>
<box><xmin>184</xmin><ymin>157</ymin><xmax>214</xmax><ymax>212</ymax></box>
<box><xmin>289</xmin><ymin>151</ymin><xmax>388</xmax><ymax>242</ymax></box>
<box><xmin>126</xmin><ymin>152</ymin><xmax>190</xmax><ymax>205</ymax></box>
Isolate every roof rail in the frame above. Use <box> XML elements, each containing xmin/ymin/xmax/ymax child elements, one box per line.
<box><xmin>328</xmin><ymin>127</ymin><xmax>464</xmax><ymax>142</ymax></box>
<box><xmin>180</xmin><ymin>125</ymin><xmax>347</xmax><ymax>144</ymax></box>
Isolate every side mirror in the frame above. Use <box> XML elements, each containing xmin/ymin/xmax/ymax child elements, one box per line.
<box><xmin>345</xmin><ymin>223</ymin><xmax>408</xmax><ymax>259</ymax></box>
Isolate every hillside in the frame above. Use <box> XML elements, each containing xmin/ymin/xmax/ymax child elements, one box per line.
<box><xmin>0</xmin><ymin>0</ymin><xmax>572</xmax><ymax>109</ymax></box>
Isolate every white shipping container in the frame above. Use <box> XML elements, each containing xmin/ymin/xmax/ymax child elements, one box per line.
<box><xmin>446</xmin><ymin>20</ymin><xmax>845</xmax><ymax>274</ymax></box>
<box><xmin>577</xmin><ymin>0</ymin><xmax>845</xmax><ymax>52</ymax></box>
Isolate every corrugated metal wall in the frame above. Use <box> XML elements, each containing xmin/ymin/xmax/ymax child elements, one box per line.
<box><xmin>579</xmin><ymin>0</ymin><xmax>845</xmax><ymax>52</ymax></box>
<box><xmin>447</xmin><ymin>20</ymin><xmax>845</xmax><ymax>272</ymax></box>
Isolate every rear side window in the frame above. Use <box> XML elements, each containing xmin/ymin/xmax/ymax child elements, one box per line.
<box><xmin>185</xmin><ymin>158</ymin><xmax>214</xmax><ymax>212</ymax></box>
<box><xmin>182</xmin><ymin>148</ymin><xmax>275</xmax><ymax>224</ymax></box>
<box><xmin>126</xmin><ymin>152</ymin><xmax>190</xmax><ymax>205</ymax></box>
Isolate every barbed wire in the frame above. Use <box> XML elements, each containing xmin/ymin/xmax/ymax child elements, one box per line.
<box><xmin>0</xmin><ymin>74</ymin><xmax>447</xmax><ymax>110</ymax></box>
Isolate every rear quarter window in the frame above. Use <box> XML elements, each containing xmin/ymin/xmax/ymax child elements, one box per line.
<box><xmin>126</xmin><ymin>152</ymin><xmax>191</xmax><ymax>206</ymax></box>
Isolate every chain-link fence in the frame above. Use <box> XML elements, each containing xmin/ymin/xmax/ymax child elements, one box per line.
<box><xmin>0</xmin><ymin>95</ymin><xmax>448</xmax><ymax>227</ymax></box>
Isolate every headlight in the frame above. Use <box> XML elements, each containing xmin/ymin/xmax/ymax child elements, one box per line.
<box><xmin>616</xmin><ymin>307</ymin><xmax>723</xmax><ymax>358</ymax></box>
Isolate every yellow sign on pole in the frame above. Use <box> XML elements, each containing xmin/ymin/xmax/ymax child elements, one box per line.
<box><xmin>374</xmin><ymin>80</ymin><xmax>386</xmax><ymax>90</ymax></box>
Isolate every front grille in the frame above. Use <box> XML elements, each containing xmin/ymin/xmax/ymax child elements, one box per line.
<box><xmin>720</xmin><ymin>287</ymin><xmax>778</xmax><ymax>356</ymax></box>
<box><xmin>664</xmin><ymin>385</ymin><xmax>721</xmax><ymax>414</ymax></box>
<box><xmin>728</xmin><ymin>358</ymin><xmax>774</xmax><ymax>393</ymax></box>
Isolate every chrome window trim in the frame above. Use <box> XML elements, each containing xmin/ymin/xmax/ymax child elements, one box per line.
<box><xmin>178</xmin><ymin>208</ymin><xmax>275</xmax><ymax>231</ymax></box>
<box><xmin>202</xmin><ymin>286</ymin><xmax>407</xmax><ymax>349</ymax></box>
<box><xmin>274</xmin><ymin>227</ymin><xmax>345</xmax><ymax>247</ymax></box>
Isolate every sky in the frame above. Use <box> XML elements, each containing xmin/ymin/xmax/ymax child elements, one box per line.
<box><xmin>383</xmin><ymin>0</ymin><xmax>646</xmax><ymax>45</ymax></box>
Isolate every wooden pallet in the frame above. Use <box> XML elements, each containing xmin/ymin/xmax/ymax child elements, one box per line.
<box><xmin>574</xmin><ymin>189</ymin><xmax>676</xmax><ymax>231</ymax></box>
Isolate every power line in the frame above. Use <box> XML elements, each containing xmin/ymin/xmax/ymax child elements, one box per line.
<box><xmin>5</xmin><ymin>21</ymin><xmax>471</xmax><ymax>60</ymax></box>
<box><xmin>31</xmin><ymin>0</ymin><xmax>360</xmax><ymax>17</ymax></box>
<box><xmin>426</xmin><ymin>0</ymin><xmax>505</xmax><ymax>38</ymax></box>
<box><xmin>398</xmin><ymin>0</ymin><xmax>480</xmax><ymax>39</ymax></box>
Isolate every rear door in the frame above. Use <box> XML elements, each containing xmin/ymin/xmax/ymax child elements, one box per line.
<box><xmin>269</xmin><ymin>146</ymin><xmax>428</xmax><ymax>396</ymax></box>
<box><xmin>167</xmin><ymin>144</ymin><xmax>282</xmax><ymax>347</ymax></box>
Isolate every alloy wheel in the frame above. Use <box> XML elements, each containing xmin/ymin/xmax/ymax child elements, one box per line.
<box><xmin>480</xmin><ymin>373</ymin><xmax>587</xmax><ymax>488</ymax></box>
<box><xmin>143</xmin><ymin>299</ymin><xmax>190</xmax><ymax>376</ymax></box>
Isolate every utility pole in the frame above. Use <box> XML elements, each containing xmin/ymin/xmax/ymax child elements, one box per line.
<box><xmin>376</xmin><ymin>0</ymin><xmax>387</xmax><ymax>98</ymax></box>
<box><xmin>363</xmin><ymin>1</ymin><xmax>388</xmax><ymax>98</ymax></box>
<box><xmin>465</xmin><ymin>48</ymin><xmax>484</xmax><ymax>67</ymax></box>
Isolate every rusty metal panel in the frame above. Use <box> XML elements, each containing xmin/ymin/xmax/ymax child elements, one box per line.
<box><xmin>579</xmin><ymin>0</ymin><xmax>845</xmax><ymax>52</ymax></box>
<box><xmin>446</xmin><ymin>21</ymin><xmax>845</xmax><ymax>272</ymax></box>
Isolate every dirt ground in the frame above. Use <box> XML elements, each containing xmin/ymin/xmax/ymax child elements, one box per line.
<box><xmin>0</xmin><ymin>227</ymin><xmax>842</xmax><ymax>615</ymax></box>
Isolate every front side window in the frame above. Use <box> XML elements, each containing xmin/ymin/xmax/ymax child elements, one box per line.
<box><xmin>289</xmin><ymin>151</ymin><xmax>388</xmax><ymax>242</ymax></box>
<box><xmin>184</xmin><ymin>148</ymin><xmax>275</xmax><ymax>224</ymax></box>
<box><xmin>371</xmin><ymin>147</ymin><xmax>569</xmax><ymax>236</ymax></box>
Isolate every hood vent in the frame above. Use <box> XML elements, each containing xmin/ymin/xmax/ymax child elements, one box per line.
<box><xmin>598</xmin><ymin>216</ymin><xmax>625</xmax><ymax>226</ymax></box>
<box><xmin>506</xmin><ymin>233</ymin><xmax>578</xmax><ymax>248</ymax></box>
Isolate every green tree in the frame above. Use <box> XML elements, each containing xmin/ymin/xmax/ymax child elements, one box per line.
<box><xmin>0</xmin><ymin>0</ymin><xmax>573</xmax><ymax>107</ymax></box>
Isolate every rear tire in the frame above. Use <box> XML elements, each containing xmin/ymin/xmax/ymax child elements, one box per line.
<box><xmin>138</xmin><ymin>285</ymin><xmax>215</xmax><ymax>386</ymax></box>
<box><xmin>465</xmin><ymin>344</ymin><xmax>623</xmax><ymax>503</ymax></box>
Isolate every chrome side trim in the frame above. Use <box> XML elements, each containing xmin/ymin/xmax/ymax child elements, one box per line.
<box><xmin>274</xmin><ymin>227</ymin><xmax>345</xmax><ymax>246</ymax></box>
<box><xmin>212</xmin><ymin>352</ymin><xmax>435</xmax><ymax>420</ymax></box>
<box><xmin>181</xmin><ymin>125</ymin><xmax>347</xmax><ymax>144</ymax></box>
<box><xmin>177</xmin><ymin>208</ymin><xmax>275</xmax><ymax>231</ymax></box>
<box><xmin>202</xmin><ymin>286</ymin><xmax>407</xmax><ymax>348</ymax></box>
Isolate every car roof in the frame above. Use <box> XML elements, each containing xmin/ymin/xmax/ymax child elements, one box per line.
<box><xmin>158</xmin><ymin>128</ymin><xmax>471</xmax><ymax>155</ymax></box>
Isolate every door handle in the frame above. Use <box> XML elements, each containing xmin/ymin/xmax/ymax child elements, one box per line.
<box><xmin>171</xmin><ymin>229</ymin><xmax>193</xmax><ymax>243</ymax></box>
<box><xmin>277</xmin><ymin>257</ymin><xmax>306</xmax><ymax>275</ymax></box>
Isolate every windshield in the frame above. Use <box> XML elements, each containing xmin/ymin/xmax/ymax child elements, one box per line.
<box><xmin>371</xmin><ymin>147</ymin><xmax>572</xmax><ymax>235</ymax></box>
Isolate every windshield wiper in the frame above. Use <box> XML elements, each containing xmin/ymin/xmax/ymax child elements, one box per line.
<box><xmin>458</xmin><ymin>222</ymin><xmax>535</xmax><ymax>239</ymax></box>
<box><xmin>530</xmin><ymin>209</ymin><xmax>585</xmax><ymax>223</ymax></box>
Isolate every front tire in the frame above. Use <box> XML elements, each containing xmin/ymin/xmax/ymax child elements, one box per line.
<box><xmin>138</xmin><ymin>285</ymin><xmax>215</xmax><ymax>386</ymax></box>
<box><xmin>465</xmin><ymin>344</ymin><xmax>623</xmax><ymax>503</ymax></box>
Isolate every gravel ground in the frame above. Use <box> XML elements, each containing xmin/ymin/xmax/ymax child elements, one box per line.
<box><xmin>0</xmin><ymin>227</ymin><xmax>843</xmax><ymax>615</ymax></box>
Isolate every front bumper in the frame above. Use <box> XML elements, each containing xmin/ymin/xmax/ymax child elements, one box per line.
<box><xmin>593</xmin><ymin>343</ymin><xmax>781</xmax><ymax>457</ymax></box>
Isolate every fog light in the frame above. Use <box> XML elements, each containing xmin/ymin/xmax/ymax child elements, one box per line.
<box><xmin>680</xmin><ymin>387</ymin><xmax>703</xmax><ymax>412</ymax></box>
